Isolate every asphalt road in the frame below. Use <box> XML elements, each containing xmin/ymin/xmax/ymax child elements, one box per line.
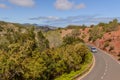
<box><xmin>81</xmin><ymin>48</ymin><xmax>120</xmax><ymax>80</ymax></box>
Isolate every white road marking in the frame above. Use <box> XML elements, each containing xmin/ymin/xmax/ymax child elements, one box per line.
<box><xmin>106</xmin><ymin>64</ymin><xmax>108</xmax><ymax>69</ymax></box>
<box><xmin>105</xmin><ymin>69</ymin><xmax>107</xmax><ymax>72</ymax></box>
<box><xmin>101</xmin><ymin>76</ymin><xmax>104</xmax><ymax>79</ymax></box>
<box><xmin>119</xmin><ymin>62</ymin><xmax>120</xmax><ymax>64</ymax></box>
<box><xmin>103</xmin><ymin>72</ymin><xmax>106</xmax><ymax>75</ymax></box>
<box><xmin>98</xmin><ymin>48</ymin><xmax>120</xmax><ymax>65</ymax></box>
<box><xmin>101</xmin><ymin>63</ymin><xmax>108</xmax><ymax>80</ymax></box>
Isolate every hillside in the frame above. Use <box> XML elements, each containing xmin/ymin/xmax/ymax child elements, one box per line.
<box><xmin>1</xmin><ymin>19</ymin><xmax>120</xmax><ymax>80</ymax></box>
<box><xmin>93</xmin><ymin>26</ymin><xmax>120</xmax><ymax>60</ymax></box>
<box><xmin>0</xmin><ymin>21</ymin><xmax>92</xmax><ymax>80</ymax></box>
<box><xmin>60</xmin><ymin>19</ymin><xmax>120</xmax><ymax>61</ymax></box>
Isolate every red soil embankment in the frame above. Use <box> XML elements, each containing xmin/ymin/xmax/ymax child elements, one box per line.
<box><xmin>61</xmin><ymin>27</ymin><xmax>120</xmax><ymax>60</ymax></box>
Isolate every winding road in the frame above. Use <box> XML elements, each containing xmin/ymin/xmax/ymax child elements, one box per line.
<box><xmin>79</xmin><ymin>47</ymin><xmax>120</xmax><ymax>80</ymax></box>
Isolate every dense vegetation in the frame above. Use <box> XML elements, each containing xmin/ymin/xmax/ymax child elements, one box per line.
<box><xmin>66</xmin><ymin>25</ymin><xmax>87</xmax><ymax>30</ymax></box>
<box><xmin>0</xmin><ymin>22</ymin><xmax>92</xmax><ymax>80</ymax></box>
<box><xmin>89</xmin><ymin>26</ymin><xmax>104</xmax><ymax>42</ymax></box>
<box><xmin>89</xmin><ymin>19</ymin><xmax>119</xmax><ymax>42</ymax></box>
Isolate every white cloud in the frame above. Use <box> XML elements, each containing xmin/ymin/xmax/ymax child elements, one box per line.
<box><xmin>29</xmin><ymin>16</ymin><xmax>60</xmax><ymax>20</ymax></box>
<box><xmin>29</xmin><ymin>15</ymin><xmax>120</xmax><ymax>27</ymax></box>
<box><xmin>54</xmin><ymin>0</ymin><xmax>86</xmax><ymax>10</ymax></box>
<box><xmin>54</xmin><ymin>0</ymin><xmax>74</xmax><ymax>10</ymax></box>
<box><xmin>47</xmin><ymin>16</ymin><xmax>60</xmax><ymax>20</ymax></box>
<box><xmin>8</xmin><ymin>0</ymin><xmax>35</xmax><ymax>7</ymax></box>
<box><xmin>75</xmin><ymin>3</ymin><xmax>86</xmax><ymax>9</ymax></box>
<box><xmin>0</xmin><ymin>3</ymin><xmax>8</xmax><ymax>9</ymax></box>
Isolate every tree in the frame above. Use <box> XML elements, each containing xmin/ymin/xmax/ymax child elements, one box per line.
<box><xmin>45</xmin><ymin>31</ymin><xmax>62</xmax><ymax>48</ymax></box>
<box><xmin>71</xmin><ymin>29</ymin><xmax>80</xmax><ymax>37</ymax></box>
<box><xmin>63</xmin><ymin>36</ymin><xmax>84</xmax><ymax>45</ymax></box>
<box><xmin>36</xmin><ymin>31</ymin><xmax>49</xmax><ymax>51</ymax></box>
<box><xmin>89</xmin><ymin>26</ymin><xmax>104</xmax><ymax>42</ymax></box>
<box><xmin>0</xmin><ymin>21</ymin><xmax>92</xmax><ymax>80</ymax></box>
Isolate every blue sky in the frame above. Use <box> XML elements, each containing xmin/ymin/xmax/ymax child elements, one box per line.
<box><xmin>0</xmin><ymin>0</ymin><xmax>120</xmax><ymax>27</ymax></box>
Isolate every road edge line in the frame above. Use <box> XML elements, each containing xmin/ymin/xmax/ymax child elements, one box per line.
<box><xmin>79</xmin><ymin>53</ymin><xmax>95</xmax><ymax>80</ymax></box>
<box><xmin>97</xmin><ymin>48</ymin><xmax>120</xmax><ymax>65</ymax></box>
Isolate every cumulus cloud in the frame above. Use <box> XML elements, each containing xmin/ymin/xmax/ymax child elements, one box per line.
<box><xmin>8</xmin><ymin>0</ymin><xmax>35</xmax><ymax>7</ymax></box>
<box><xmin>0</xmin><ymin>3</ymin><xmax>8</xmax><ymax>9</ymax></box>
<box><xmin>54</xmin><ymin>0</ymin><xmax>74</xmax><ymax>10</ymax></box>
<box><xmin>54</xmin><ymin>0</ymin><xmax>86</xmax><ymax>10</ymax></box>
<box><xmin>75</xmin><ymin>3</ymin><xmax>86</xmax><ymax>9</ymax></box>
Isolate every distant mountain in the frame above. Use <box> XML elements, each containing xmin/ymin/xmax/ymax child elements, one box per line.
<box><xmin>22</xmin><ymin>23</ymin><xmax>58</xmax><ymax>32</ymax></box>
<box><xmin>0</xmin><ymin>21</ymin><xmax>58</xmax><ymax>34</ymax></box>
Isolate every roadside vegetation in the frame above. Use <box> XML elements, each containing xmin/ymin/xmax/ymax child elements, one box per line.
<box><xmin>0</xmin><ymin>22</ymin><xmax>93</xmax><ymax>80</ymax></box>
<box><xmin>55</xmin><ymin>51</ymin><xmax>93</xmax><ymax>80</ymax></box>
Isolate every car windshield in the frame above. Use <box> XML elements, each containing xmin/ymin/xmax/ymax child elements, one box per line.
<box><xmin>91</xmin><ymin>48</ymin><xmax>96</xmax><ymax>50</ymax></box>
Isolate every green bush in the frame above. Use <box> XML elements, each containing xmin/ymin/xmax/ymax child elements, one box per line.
<box><xmin>104</xmin><ymin>41</ymin><xmax>109</xmax><ymax>48</ymax></box>
<box><xmin>0</xmin><ymin>26</ymin><xmax>3</xmax><ymax>31</ymax></box>
<box><xmin>63</xmin><ymin>36</ymin><xmax>84</xmax><ymax>45</ymax></box>
<box><xmin>107</xmin><ymin>38</ymin><xmax>112</xmax><ymax>42</ymax></box>
<box><xmin>109</xmin><ymin>46</ymin><xmax>114</xmax><ymax>51</ymax></box>
<box><xmin>71</xmin><ymin>29</ymin><xmax>80</xmax><ymax>37</ymax></box>
<box><xmin>102</xmin><ymin>19</ymin><xmax>119</xmax><ymax>32</ymax></box>
<box><xmin>118</xmin><ymin>58</ymin><xmax>120</xmax><ymax>61</ymax></box>
<box><xmin>55</xmin><ymin>52</ymin><xmax>93</xmax><ymax>80</ymax></box>
<box><xmin>89</xmin><ymin>26</ymin><xmax>104</xmax><ymax>42</ymax></box>
<box><xmin>82</xmin><ymin>34</ymin><xmax>86</xmax><ymax>39</ymax></box>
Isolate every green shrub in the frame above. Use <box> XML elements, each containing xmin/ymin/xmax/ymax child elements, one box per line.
<box><xmin>71</xmin><ymin>29</ymin><xmax>80</xmax><ymax>37</ymax></box>
<box><xmin>104</xmin><ymin>41</ymin><xmax>109</xmax><ymax>48</ymax></box>
<box><xmin>82</xmin><ymin>34</ymin><xmax>86</xmax><ymax>39</ymax></box>
<box><xmin>89</xmin><ymin>26</ymin><xmax>104</xmax><ymax>42</ymax></box>
<box><xmin>63</xmin><ymin>36</ymin><xmax>84</xmax><ymax>45</ymax></box>
<box><xmin>0</xmin><ymin>26</ymin><xmax>3</xmax><ymax>31</ymax></box>
<box><xmin>118</xmin><ymin>58</ymin><xmax>120</xmax><ymax>61</ymax></box>
<box><xmin>102</xmin><ymin>19</ymin><xmax>119</xmax><ymax>32</ymax></box>
<box><xmin>109</xmin><ymin>46</ymin><xmax>114</xmax><ymax>51</ymax></box>
<box><xmin>107</xmin><ymin>38</ymin><xmax>112</xmax><ymax>42</ymax></box>
<box><xmin>55</xmin><ymin>52</ymin><xmax>93</xmax><ymax>80</ymax></box>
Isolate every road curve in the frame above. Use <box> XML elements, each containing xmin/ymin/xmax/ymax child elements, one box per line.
<box><xmin>80</xmin><ymin>48</ymin><xmax>120</xmax><ymax>80</ymax></box>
